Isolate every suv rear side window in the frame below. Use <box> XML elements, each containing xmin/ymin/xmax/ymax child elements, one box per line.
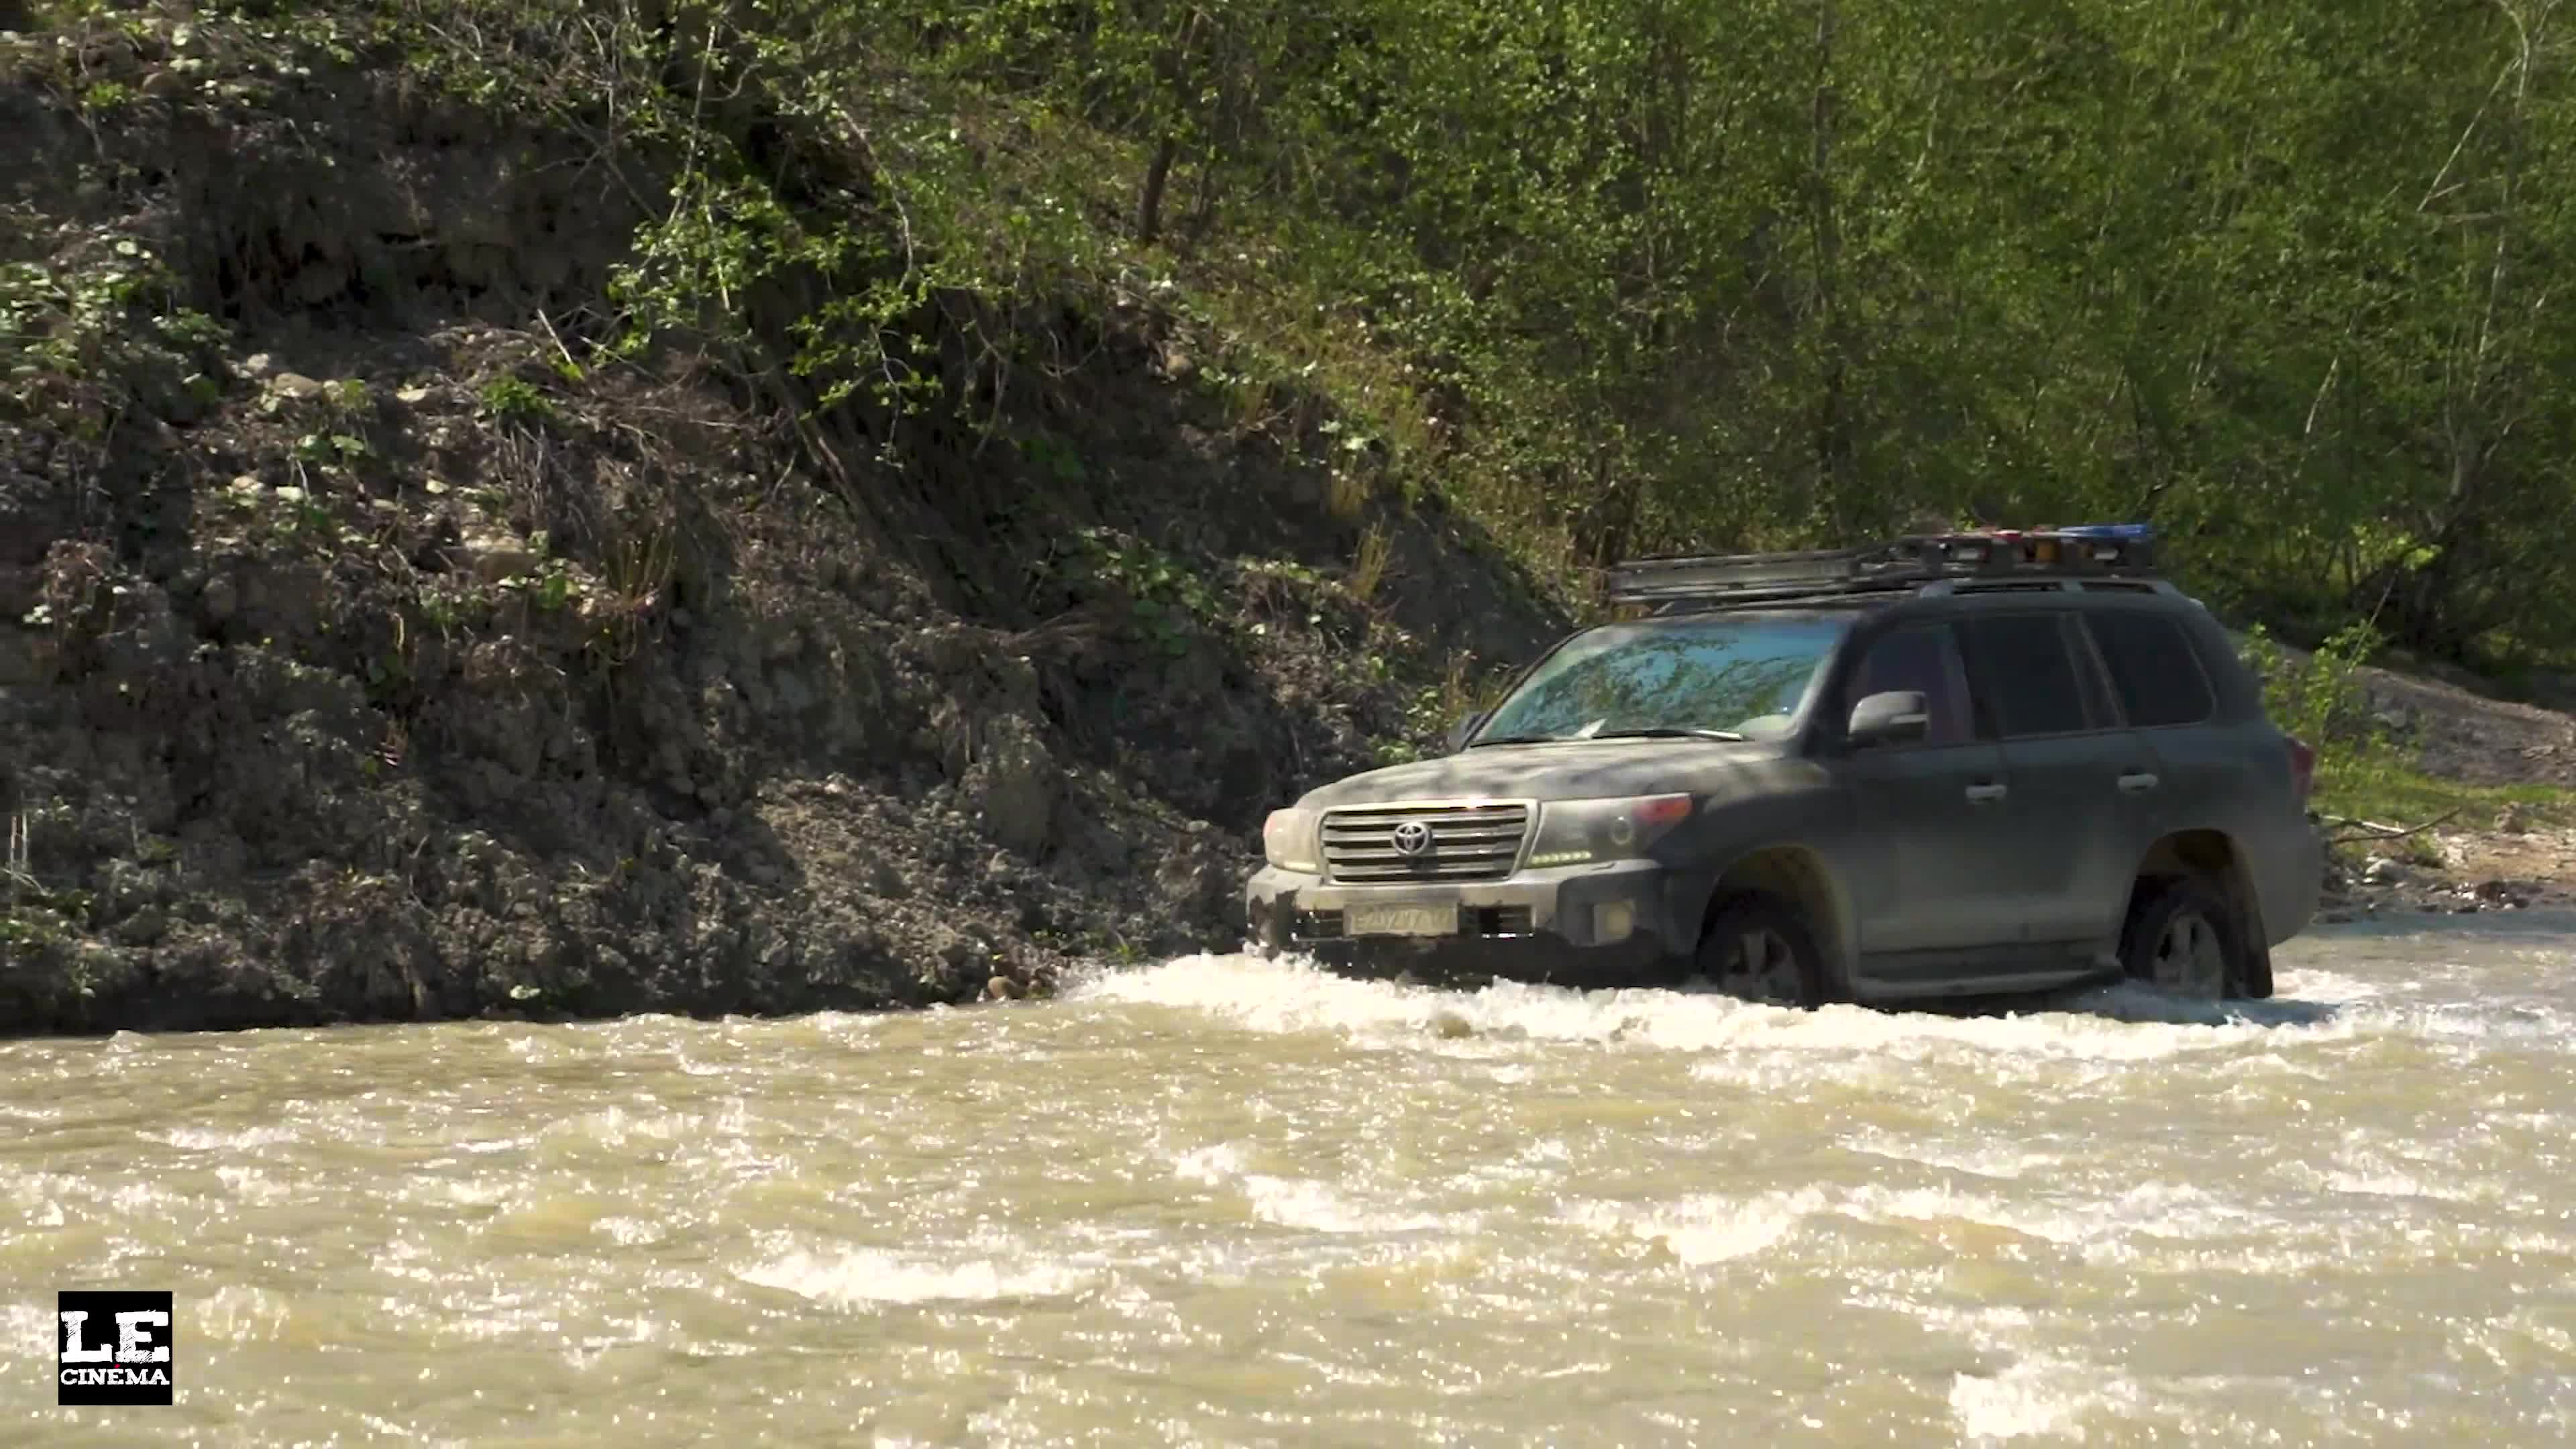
<box><xmin>1955</xmin><ymin>614</ymin><xmax>2092</xmax><ymax>738</ymax></box>
<box><xmin>2086</xmin><ymin>612</ymin><xmax>2216</xmax><ymax>727</ymax></box>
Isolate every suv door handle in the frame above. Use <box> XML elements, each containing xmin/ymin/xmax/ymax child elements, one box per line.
<box><xmin>1964</xmin><ymin>782</ymin><xmax>2008</xmax><ymax>804</ymax></box>
<box><xmin>2117</xmin><ymin>771</ymin><xmax>2160</xmax><ymax>794</ymax></box>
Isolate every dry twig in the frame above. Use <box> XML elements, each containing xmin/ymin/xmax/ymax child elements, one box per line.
<box><xmin>2325</xmin><ymin>806</ymin><xmax>2463</xmax><ymax>843</ymax></box>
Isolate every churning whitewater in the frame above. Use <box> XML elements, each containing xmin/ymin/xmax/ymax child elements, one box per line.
<box><xmin>8</xmin><ymin>914</ymin><xmax>2576</xmax><ymax>1444</ymax></box>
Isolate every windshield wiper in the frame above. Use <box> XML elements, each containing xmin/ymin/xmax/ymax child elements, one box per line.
<box><xmin>1464</xmin><ymin>733</ymin><xmax>1569</xmax><ymax>748</ymax></box>
<box><xmin>1587</xmin><ymin>727</ymin><xmax>1748</xmax><ymax>742</ymax></box>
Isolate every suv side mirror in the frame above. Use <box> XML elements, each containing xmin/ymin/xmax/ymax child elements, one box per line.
<box><xmin>1444</xmin><ymin>711</ymin><xmax>1486</xmax><ymax>753</ymax></box>
<box><xmin>1846</xmin><ymin>690</ymin><xmax>1929</xmax><ymax>749</ymax></box>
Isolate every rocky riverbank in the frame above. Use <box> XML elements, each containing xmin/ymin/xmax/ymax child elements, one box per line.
<box><xmin>2315</xmin><ymin>819</ymin><xmax>2576</xmax><ymax>924</ymax></box>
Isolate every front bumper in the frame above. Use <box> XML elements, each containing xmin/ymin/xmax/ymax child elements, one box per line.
<box><xmin>1243</xmin><ymin>859</ymin><xmax>1691</xmax><ymax>989</ymax></box>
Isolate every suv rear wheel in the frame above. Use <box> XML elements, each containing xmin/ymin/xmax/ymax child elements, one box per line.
<box><xmin>1696</xmin><ymin>894</ymin><xmax>1827</xmax><ymax>1008</ymax></box>
<box><xmin>2119</xmin><ymin>877</ymin><xmax>2243</xmax><ymax>1000</ymax></box>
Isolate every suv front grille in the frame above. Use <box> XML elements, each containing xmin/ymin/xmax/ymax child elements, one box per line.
<box><xmin>1320</xmin><ymin>802</ymin><xmax>1530</xmax><ymax>882</ymax></box>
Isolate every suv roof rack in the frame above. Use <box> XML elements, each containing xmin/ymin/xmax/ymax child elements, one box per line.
<box><xmin>1607</xmin><ymin>525</ymin><xmax>2164</xmax><ymax>611</ymax></box>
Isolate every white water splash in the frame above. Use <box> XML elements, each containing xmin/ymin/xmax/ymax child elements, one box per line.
<box><xmin>1069</xmin><ymin>951</ymin><xmax>2378</xmax><ymax>1065</ymax></box>
<box><xmin>1952</xmin><ymin>1354</ymin><xmax>2135</xmax><ymax>1442</ymax></box>
<box><xmin>738</xmin><ymin>1246</ymin><xmax>1094</xmax><ymax>1307</ymax></box>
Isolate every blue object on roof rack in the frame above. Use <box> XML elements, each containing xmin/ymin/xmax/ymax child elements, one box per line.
<box><xmin>2048</xmin><ymin>523</ymin><xmax>2155</xmax><ymax>541</ymax></box>
<box><xmin>1606</xmin><ymin>525</ymin><xmax>2161</xmax><ymax>608</ymax></box>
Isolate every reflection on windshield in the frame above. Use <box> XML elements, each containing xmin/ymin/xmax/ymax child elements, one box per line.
<box><xmin>1473</xmin><ymin>615</ymin><xmax>1847</xmax><ymax>744</ymax></box>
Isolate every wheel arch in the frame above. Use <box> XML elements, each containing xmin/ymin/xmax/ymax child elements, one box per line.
<box><xmin>2126</xmin><ymin>826</ymin><xmax>2275</xmax><ymax>997</ymax></box>
<box><xmin>1680</xmin><ymin>843</ymin><xmax>1856</xmax><ymax>992</ymax></box>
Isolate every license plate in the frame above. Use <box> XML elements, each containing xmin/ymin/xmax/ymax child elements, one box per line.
<box><xmin>1344</xmin><ymin>903</ymin><xmax>1457</xmax><ymax>938</ymax></box>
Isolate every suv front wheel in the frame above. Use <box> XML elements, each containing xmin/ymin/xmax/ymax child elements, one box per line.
<box><xmin>2119</xmin><ymin>877</ymin><xmax>2245</xmax><ymax>1000</ymax></box>
<box><xmin>1696</xmin><ymin>894</ymin><xmax>1827</xmax><ymax>1008</ymax></box>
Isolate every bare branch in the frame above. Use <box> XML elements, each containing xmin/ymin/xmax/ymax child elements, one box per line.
<box><xmin>2418</xmin><ymin>54</ymin><xmax>2518</xmax><ymax>214</ymax></box>
<box><xmin>2325</xmin><ymin>806</ymin><xmax>2464</xmax><ymax>843</ymax></box>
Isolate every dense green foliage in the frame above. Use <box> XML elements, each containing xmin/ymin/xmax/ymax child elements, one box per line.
<box><xmin>23</xmin><ymin>0</ymin><xmax>2576</xmax><ymax>670</ymax></box>
<box><xmin>647</xmin><ymin>0</ymin><xmax>2576</xmax><ymax>661</ymax></box>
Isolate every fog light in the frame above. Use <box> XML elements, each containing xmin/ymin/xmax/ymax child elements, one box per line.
<box><xmin>1593</xmin><ymin>902</ymin><xmax>1635</xmax><ymax>943</ymax></box>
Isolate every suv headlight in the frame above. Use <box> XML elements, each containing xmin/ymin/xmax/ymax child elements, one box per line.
<box><xmin>1525</xmin><ymin>794</ymin><xmax>1694</xmax><ymax>867</ymax></box>
<box><xmin>1261</xmin><ymin>807</ymin><xmax>1323</xmax><ymax>873</ymax></box>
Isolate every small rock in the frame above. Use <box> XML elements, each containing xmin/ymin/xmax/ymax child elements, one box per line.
<box><xmin>2362</xmin><ymin>855</ymin><xmax>2407</xmax><ymax>884</ymax></box>
<box><xmin>241</xmin><ymin>353</ymin><xmax>277</xmax><ymax>378</ymax></box>
<box><xmin>199</xmin><ymin>576</ymin><xmax>235</xmax><ymax>622</ymax></box>
<box><xmin>458</xmin><ymin>530</ymin><xmax>537</xmax><ymax>583</ymax></box>
<box><xmin>268</xmin><ymin>372</ymin><xmax>325</xmax><ymax>400</ymax></box>
<box><xmin>395</xmin><ymin>385</ymin><xmax>433</xmax><ymax>405</ymax></box>
<box><xmin>984</xmin><ymin>975</ymin><xmax>1025</xmax><ymax>1001</ymax></box>
<box><xmin>963</xmin><ymin>716</ymin><xmax>1061</xmax><ymax>856</ymax></box>
<box><xmin>115</xmin><ymin>908</ymin><xmax>168</xmax><ymax>945</ymax></box>
<box><xmin>2495</xmin><ymin>801</ymin><xmax>2530</xmax><ymax>834</ymax></box>
<box><xmin>140</xmin><ymin>68</ymin><xmax>182</xmax><ymax>98</ymax></box>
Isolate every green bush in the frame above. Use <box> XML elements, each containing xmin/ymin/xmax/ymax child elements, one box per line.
<box><xmin>2239</xmin><ymin>621</ymin><xmax>2390</xmax><ymax>760</ymax></box>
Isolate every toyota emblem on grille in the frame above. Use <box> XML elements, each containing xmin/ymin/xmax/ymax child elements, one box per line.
<box><xmin>1389</xmin><ymin>820</ymin><xmax>1434</xmax><ymax>857</ymax></box>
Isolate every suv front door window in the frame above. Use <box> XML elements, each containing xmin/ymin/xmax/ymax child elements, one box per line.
<box><xmin>1837</xmin><ymin>621</ymin><xmax>2023</xmax><ymax>969</ymax></box>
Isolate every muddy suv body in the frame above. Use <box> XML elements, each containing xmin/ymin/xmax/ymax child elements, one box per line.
<box><xmin>1244</xmin><ymin>529</ymin><xmax>2323</xmax><ymax>1004</ymax></box>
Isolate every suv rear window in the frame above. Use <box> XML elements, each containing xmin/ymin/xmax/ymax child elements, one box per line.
<box><xmin>1955</xmin><ymin>614</ymin><xmax>2092</xmax><ymax>737</ymax></box>
<box><xmin>2086</xmin><ymin>612</ymin><xmax>2216</xmax><ymax>727</ymax></box>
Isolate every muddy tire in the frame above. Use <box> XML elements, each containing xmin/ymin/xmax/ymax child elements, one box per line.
<box><xmin>2119</xmin><ymin>877</ymin><xmax>2245</xmax><ymax>1000</ymax></box>
<box><xmin>1695</xmin><ymin>893</ymin><xmax>1827</xmax><ymax>1009</ymax></box>
<box><xmin>2239</xmin><ymin>938</ymin><xmax>2276</xmax><ymax>1001</ymax></box>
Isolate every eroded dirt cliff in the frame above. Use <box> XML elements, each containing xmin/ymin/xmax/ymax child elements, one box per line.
<box><xmin>0</xmin><ymin>11</ymin><xmax>1564</xmax><ymax>1031</ymax></box>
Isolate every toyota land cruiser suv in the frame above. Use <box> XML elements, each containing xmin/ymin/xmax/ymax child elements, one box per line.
<box><xmin>1244</xmin><ymin>527</ymin><xmax>2323</xmax><ymax>1006</ymax></box>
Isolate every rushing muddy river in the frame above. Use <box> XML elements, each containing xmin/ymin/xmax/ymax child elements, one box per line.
<box><xmin>7</xmin><ymin>914</ymin><xmax>2576</xmax><ymax>1446</ymax></box>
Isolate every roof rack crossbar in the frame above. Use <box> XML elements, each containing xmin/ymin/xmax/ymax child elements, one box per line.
<box><xmin>1607</xmin><ymin>527</ymin><xmax>2159</xmax><ymax>608</ymax></box>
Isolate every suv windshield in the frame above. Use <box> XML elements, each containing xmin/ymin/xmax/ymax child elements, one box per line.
<box><xmin>1471</xmin><ymin>613</ymin><xmax>1850</xmax><ymax>745</ymax></box>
